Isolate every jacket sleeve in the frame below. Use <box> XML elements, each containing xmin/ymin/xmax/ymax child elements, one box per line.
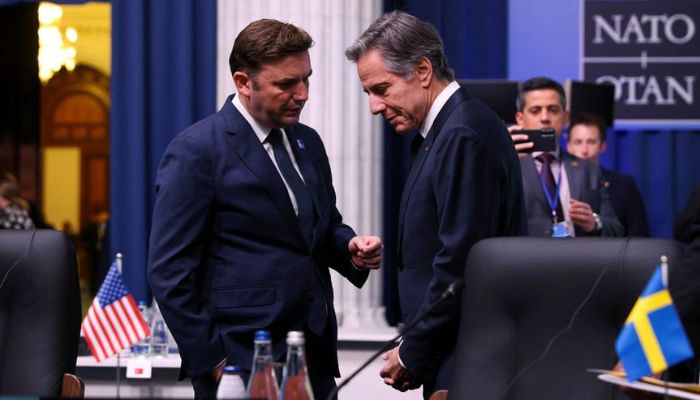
<box><xmin>147</xmin><ymin>135</ymin><xmax>225</xmax><ymax>378</ymax></box>
<box><xmin>316</xmin><ymin>133</ymin><xmax>369</xmax><ymax>288</ymax></box>
<box><xmin>597</xmin><ymin>173</ymin><xmax>625</xmax><ymax>237</ymax></box>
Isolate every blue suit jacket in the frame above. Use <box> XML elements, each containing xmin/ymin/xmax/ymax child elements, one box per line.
<box><xmin>397</xmin><ymin>86</ymin><xmax>528</xmax><ymax>386</ymax></box>
<box><xmin>601</xmin><ymin>167</ymin><xmax>649</xmax><ymax>237</ymax></box>
<box><xmin>147</xmin><ymin>95</ymin><xmax>368</xmax><ymax>378</ymax></box>
<box><xmin>520</xmin><ymin>152</ymin><xmax>624</xmax><ymax>237</ymax></box>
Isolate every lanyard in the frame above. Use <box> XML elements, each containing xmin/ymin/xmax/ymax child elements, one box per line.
<box><xmin>537</xmin><ymin>162</ymin><xmax>563</xmax><ymax>223</ymax></box>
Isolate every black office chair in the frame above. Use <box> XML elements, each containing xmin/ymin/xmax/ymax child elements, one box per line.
<box><xmin>448</xmin><ymin>237</ymin><xmax>682</xmax><ymax>400</ymax></box>
<box><xmin>0</xmin><ymin>229</ymin><xmax>83</xmax><ymax>397</ymax></box>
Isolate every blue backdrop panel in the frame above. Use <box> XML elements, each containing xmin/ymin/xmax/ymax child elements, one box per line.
<box><xmin>110</xmin><ymin>0</ymin><xmax>216</xmax><ymax>302</ymax></box>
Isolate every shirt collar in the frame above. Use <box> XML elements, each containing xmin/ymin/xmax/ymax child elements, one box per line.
<box><xmin>232</xmin><ymin>94</ymin><xmax>273</xmax><ymax>143</ymax></box>
<box><xmin>419</xmin><ymin>81</ymin><xmax>460</xmax><ymax>138</ymax></box>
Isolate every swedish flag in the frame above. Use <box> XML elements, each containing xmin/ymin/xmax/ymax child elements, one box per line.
<box><xmin>615</xmin><ymin>263</ymin><xmax>695</xmax><ymax>381</ymax></box>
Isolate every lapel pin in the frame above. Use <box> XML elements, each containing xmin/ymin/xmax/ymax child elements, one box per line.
<box><xmin>572</xmin><ymin>160</ymin><xmax>579</xmax><ymax>168</ymax></box>
<box><xmin>296</xmin><ymin>139</ymin><xmax>305</xmax><ymax>149</ymax></box>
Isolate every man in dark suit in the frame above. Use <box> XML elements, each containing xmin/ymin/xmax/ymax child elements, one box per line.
<box><xmin>148</xmin><ymin>19</ymin><xmax>382</xmax><ymax>400</ymax></box>
<box><xmin>566</xmin><ymin>112</ymin><xmax>650</xmax><ymax>237</ymax></box>
<box><xmin>510</xmin><ymin>77</ymin><xmax>623</xmax><ymax>237</ymax></box>
<box><xmin>346</xmin><ymin>11</ymin><xmax>528</xmax><ymax>398</ymax></box>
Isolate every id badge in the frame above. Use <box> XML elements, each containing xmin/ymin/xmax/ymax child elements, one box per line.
<box><xmin>551</xmin><ymin>221</ymin><xmax>570</xmax><ymax>238</ymax></box>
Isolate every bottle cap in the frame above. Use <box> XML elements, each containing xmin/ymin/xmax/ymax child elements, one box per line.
<box><xmin>286</xmin><ymin>330</ymin><xmax>305</xmax><ymax>345</ymax></box>
<box><xmin>222</xmin><ymin>365</ymin><xmax>243</xmax><ymax>374</ymax></box>
<box><xmin>254</xmin><ymin>330</ymin><xmax>271</xmax><ymax>341</ymax></box>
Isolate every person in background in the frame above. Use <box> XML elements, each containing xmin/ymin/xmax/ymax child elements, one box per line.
<box><xmin>567</xmin><ymin>112</ymin><xmax>649</xmax><ymax>237</ymax></box>
<box><xmin>0</xmin><ymin>172</ymin><xmax>34</xmax><ymax>230</ymax></box>
<box><xmin>346</xmin><ymin>11</ymin><xmax>527</xmax><ymax>398</ymax></box>
<box><xmin>674</xmin><ymin>183</ymin><xmax>700</xmax><ymax>244</ymax></box>
<box><xmin>148</xmin><ymin>19</ymin><xmax>382</xmax><ymax>400</ymax></box>
<box><xmin>510</xmin><ymin>77</ymin><xmax>623</xmax><ymax>237</ymax></box>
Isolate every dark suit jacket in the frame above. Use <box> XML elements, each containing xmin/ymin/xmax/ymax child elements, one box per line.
<box><xmin>397</xmin><ymin>86</ymin><xmax>528</xmax><ymax>387</ymax></box>
<box><xmin>520</xmin><ymin>152</ymin><xmax>624</xmax><ymax>237</ymax></box>
<box><xmin>147</xmin><ymin>95</ymin><xmax>368</xmax><ymax>380</ymax></box>
<box><xmin>601</xmin><ymin>167</ymin><xmax>649</xmax><ymax>237</ymax></box>
<box><xmin>674</xmin><ymin>184</ymin><xmax>700</xmax><ymax>243</ymax></box>
<box><xmin>670</xmin><ymin>200</ymin><xmax>700</xmax><ymax>355</ymax></box>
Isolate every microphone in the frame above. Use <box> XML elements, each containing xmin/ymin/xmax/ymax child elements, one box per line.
<box><xmin>326</xmin><ymin>279</ymin><xmax>465</xmax><ymax>400</ymax></box>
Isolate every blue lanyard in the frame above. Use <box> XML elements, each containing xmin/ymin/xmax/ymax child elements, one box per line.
<box><xmin>537</xmin><ymin>162</ymin><xmax>563</xmax><ymax>222</ymax></box>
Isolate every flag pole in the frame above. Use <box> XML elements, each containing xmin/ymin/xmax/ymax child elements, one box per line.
<box><xmin>660</xmin><ymin>255</ymin><xmax>668</xmax><ymax>288</ymax></box>
<box><xmin>116</xmin><ymin>253</ymin><xmax>123</xmax><ymax>399</ymax></box>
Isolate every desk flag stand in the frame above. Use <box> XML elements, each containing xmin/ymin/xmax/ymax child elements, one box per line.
<box><xmin>80</xmin><ymin>252</ymin><xmax>151</xmax><ymax>398</ymax></box>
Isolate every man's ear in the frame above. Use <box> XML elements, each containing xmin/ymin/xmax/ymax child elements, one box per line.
<box><xmin>415</xmin><ymin>57</ymin><xmax>433</xmax><ymax>88</ymax></box>
<box><xmin>233</xmin><ymin>71</ymin><xmax>252</xmax><ymax>97</ymax></box>
<box><xmin>515</xmin><ymin>111</ymin><xmax>524</xmax><ymax>126</ymax></box>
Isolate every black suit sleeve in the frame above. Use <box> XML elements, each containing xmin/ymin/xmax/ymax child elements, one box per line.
<box><xmin>669</xmin><ymin>204</ymin><xmax>700</xmax><ymax>353</ymax></box>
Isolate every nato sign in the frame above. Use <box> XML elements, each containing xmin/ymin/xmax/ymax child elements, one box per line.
<box><xmin>582</xmin><ymin>0</ymin><xmax>700</xmax><ymax>125</ymax></box>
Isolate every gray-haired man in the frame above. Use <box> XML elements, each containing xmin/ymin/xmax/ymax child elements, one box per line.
<box><xmin>346</xmin><ymin>10</ymin><xmax>527</xmax><ymax>398</ymax></box>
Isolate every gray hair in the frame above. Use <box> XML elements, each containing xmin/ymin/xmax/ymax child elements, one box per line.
<box><xmin>345</xmin><ymin>11</ymin><xmax>455</xmax><ymax>82</ymax></box>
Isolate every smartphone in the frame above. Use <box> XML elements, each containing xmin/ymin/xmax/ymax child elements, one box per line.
<box><xmin>512</xmin><ymin>129</ymin><xmax>557</xmax><ymax>152</ymax></box>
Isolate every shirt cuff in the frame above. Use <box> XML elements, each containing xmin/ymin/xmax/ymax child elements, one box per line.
<box><xmin>397</xmin><ymin>341</ymin><xmax>406</xmax><ymax>368</ymax></box>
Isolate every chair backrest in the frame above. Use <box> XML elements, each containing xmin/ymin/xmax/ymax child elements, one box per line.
<box><xmin>0</xmin><ymin>229</ymin><xmax>82</xmax><ymax>396</ymax></box>
<box><xmin>448</xmin><ymin>237</ymin><xmax>682</xmax><ymax>400</ymax></box>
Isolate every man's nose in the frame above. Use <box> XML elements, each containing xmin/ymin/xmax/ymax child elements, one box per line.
<box><xmin>293</xmin><ymin>81</ymin><xmax>309</xmax><ymax>102</ymax></box>
<box><xmin>369</xmin><ymin>95</ymin><xmax>385</xmax><ymax>115</ymax></box>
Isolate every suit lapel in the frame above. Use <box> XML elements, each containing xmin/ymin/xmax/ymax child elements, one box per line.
<box><xmin>397</xmin><ymin>87</ymin><xmax>469</xmax><ymax>250</ymax></box>
<box><xmin>563</xmin><ymin>152</ymin><xmax>582</xmax><ymax>200</ymax></box>
<box><xmin>221</xmin><ymin>96</ymin><xmax>306</xmax><ymax>245</ymax></box>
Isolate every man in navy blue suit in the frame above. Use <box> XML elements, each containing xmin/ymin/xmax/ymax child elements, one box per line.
<box><xmin>346</xmin><ymin>11</ymin><xmax>528</xmax><ymax>399</ymax></box>
<box><xmin>566</xmin><ymin>112</ymin><xmax>650</xmax><ymax>237</ymax></box>
<box><xmin>148</xmin><ymin>19</ymin><xmax>382</xmax><ymax>400</ymax></box>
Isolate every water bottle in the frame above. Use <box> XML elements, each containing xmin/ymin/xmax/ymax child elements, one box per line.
<box><xmin>130</xmin><ymin>301</ymin><xmax>152</xmax><ymax>355</ymax></box>
<box><xmin>150</xmin><ymin>302</ymin><xmax>169</xmax><ymax>356</ymax></box>
<box><xmin>247</xmin><ymin>330</ymin><xmax>278</xmax><ymax>400</ymax></box>
<box><xmin>279</xmin><ymin>331</ymin><xmax>314</xmax><ymax>400</ymax></box>
<box><xmin>216</xmin><ymin>365</ymin><xmax>247</xmax><ymax>399</ymax></box>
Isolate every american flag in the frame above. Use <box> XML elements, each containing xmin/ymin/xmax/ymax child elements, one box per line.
<box><xmin>81</xmin><ymin>261</ymin><xmax>150</xmax><ymax>362</ymax></box>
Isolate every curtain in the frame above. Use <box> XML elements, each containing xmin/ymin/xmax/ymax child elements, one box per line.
<box><xmin>110</xmin><ymin>0</ymin><xmax>216</xmax><ymax>302</ymax></box>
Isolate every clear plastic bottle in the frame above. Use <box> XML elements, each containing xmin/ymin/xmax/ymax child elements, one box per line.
<box><xmin>216</xmin><ymin>365</ymin><xmax>247</xmax><ymax>399</ymax></box>
<box><xmin>150</xmin><ymin>302</ymin><xmax>168</xmax><ymax>356</ymax></box>
<box><xmin>247</xmin><ymin>330</ymin><xmax>279</xmax><ymax>400</ymax></box>
<box><xmin>279</xmin><ymin>331</ymin><xmax>314</xmax><ymax>400</ymax></box>
<box><xmin>130</xmin><ymin>301</ymin><xmax>152</xmax><ymax>355</ymax></box>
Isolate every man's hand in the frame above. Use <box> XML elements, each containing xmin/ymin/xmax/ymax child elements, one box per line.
<box><xmin>379</xmin><ymin>346</ymin><xmax>421</xmax><ymax>392</ymax></box>
<box><xmin>508</xmin><ymin>124</ymin><xmax>533</xmax><ymax>158</ymax></box>
<box><xmin>212</xmin><ymin>358</ymin><xmax>227</xmax><ymax>382</ymax></box>
<box><xmin>569</xmin><ymin>199</ymin><xmax>596</xmax><ymax>232</ymax></box>
<box><xmin>613</xmin><ymin>362</ymin><xmax>663</xmax><ymax>399</ymax></box>
<box><xmin>348</xmin><ymin>235</ymin><xmax>383</xmax><ymax>269</ymax></box>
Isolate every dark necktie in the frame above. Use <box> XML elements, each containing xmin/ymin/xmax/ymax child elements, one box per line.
<box><xmin>267</xmin><ymin>129</ymin><xmax>315</xmax><ymax>247</ymax></box>
<box><xmin>535</xmin><ymin>153</ymin><xmax>565</xmax><ymax>222</ymax></box>
<box><xmin>267</xmin><ymin>129</ymin><xmax>327</xmax><ymax>335</ymax></box>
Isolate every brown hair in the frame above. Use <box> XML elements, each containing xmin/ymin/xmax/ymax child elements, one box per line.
<box><xmin>569</xmin><ymin>112</ymin><xmax>608</xmax><ymax>143</ymax></box>
<box><xmin>0</xmin><ymin>172</ymin><xmax>18</xmax><ymax>202</ymax></box>
<box><xmin>229</xmin><ymin>19</ymin><xmax>314</xmax><ymax>75</ymax></box>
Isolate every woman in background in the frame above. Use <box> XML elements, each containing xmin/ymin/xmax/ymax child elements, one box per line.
<box><xmin>0</xmin><ymin>172</ymin><xmax>34</xmax><ymax>230</ymax></box>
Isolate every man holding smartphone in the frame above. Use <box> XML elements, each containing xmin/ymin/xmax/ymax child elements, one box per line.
<box><xmin>508</xmin><ymin>76</ymin><xmax>623</xmax><ymax>237</ymax></box>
